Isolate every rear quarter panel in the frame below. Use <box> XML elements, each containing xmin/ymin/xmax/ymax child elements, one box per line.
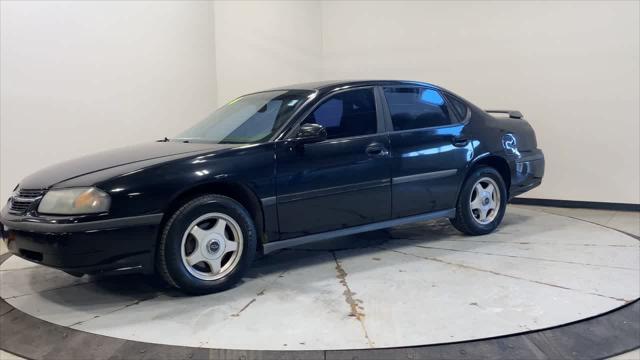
<box><xmin>464</xmin><ymin>106</ymin><xmax>544</xmax><ymax>197</ymax></box>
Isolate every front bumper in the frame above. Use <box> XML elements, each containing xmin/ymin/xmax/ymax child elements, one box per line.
<box><xmin>0</xmin><ymin>208</ymin><xmax>163</xmax><ymax>274</ymax></box>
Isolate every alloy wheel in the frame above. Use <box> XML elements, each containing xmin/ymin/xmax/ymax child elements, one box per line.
<box><xmin>469</xmin><ymin>177</ymin><xmax>501</xmax><ymax>225</ymax></box>
<box><xmin>180</xmin><ymin>213</ymin><xmax>244</xmax><ymax>281</ymax></box>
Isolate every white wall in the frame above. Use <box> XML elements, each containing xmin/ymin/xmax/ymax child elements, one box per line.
<box><xmin>212</xmin><ymin>1</ymin><xmax>322</xmax><ymax>105</ymax></box>
<box><xmin>0</xmin><ymin>1</ymin><xmax>218</xmax><ymax>201</ymax></box>
<box><xmin>321</xmin><ymin>0</ymin><xmax>640</xmax><ymax>204</ymax></box>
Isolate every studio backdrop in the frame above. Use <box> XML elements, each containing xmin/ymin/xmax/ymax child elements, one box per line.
<box><xmin>1</xmin><ymin>0</ymin><xmax>638</xmax><ymax>205</ymax></box>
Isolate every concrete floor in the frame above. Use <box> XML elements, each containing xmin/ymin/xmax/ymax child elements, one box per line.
<box><xmin>1</xmin><ymin>205</ymin><xmax>639</xmax><ymax>356</ymax></box>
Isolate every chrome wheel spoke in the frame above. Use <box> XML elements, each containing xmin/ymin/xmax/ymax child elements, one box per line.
<box><xmin>470</xmin><ymin>196</ymin><xmax>482</xmax><ymax>210</ymax></box>
<box><xmin>488</xmin><ymin>198</ymin><xmax>497</xmax><ymax>210</ymax></box>
<box><xmin>478</xmin><ymin>207</ymin><xmax>488</xmax><ymax>221</ymax></box>
<box><xmin>190</xmin><ymin>225</ymin><xmax>209</xmax><ymax>243</ymax></box>
<box><xmin>205</xmin><ymin>258</ymin><xmax>222</xmax><ymax>274</ymax></box>
<box><xmin>212</xmin><ymin>218</ymin><xmax>228</xmax><ymax>238</ymax></box>
<box><xmin>186</xmin><ymin>249</ymin><xmax>205</xmax><ymax>267</ymax></box>
<box><xmin>485</xmin><ymin>183</ymin><xmax>495</xmax><ymax>197</ymax></box>
<box><xmin>224</xmin><ymin>239</ymin><xmax>238</xmax><ymax>254</ymax></box>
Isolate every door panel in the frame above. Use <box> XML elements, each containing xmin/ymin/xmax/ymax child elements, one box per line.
<box><xmin>276</xmin><ymin>135</ymin><xmax>391</xmax><ymax>238</ymax></box>
<box><xmin>390</xmin><ymin>125</ymin><xmax>471</xmax><ymax>217</ymax></box>
<box><xmin>382</xmin><ymin>86</ymin><xmax>472</xmax><ymax>218</ymax></box>
<box><xmin>275</xmin><ymin>87</ymin><xmax>391</xmax><ymax>239</ymax></box>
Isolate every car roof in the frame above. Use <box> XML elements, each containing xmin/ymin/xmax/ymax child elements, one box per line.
<box><xmin>267</xmin><ymin>80</ymin><xmax>443</xmax><ymax>93</ymax></box>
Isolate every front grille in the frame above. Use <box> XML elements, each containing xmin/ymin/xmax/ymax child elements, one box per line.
<box><xmin>9</xmin><ymin>200</ymin><xmax>33</xmax><ymax>213</ymax></box>
<box><xmin>9</xmin><ymin>189</ymin><xmax>46</xmax><ymax>214</ymax></box>
<box><xmin>17</xmin><ymin>189</ymin><xmax>46</xmax><ymax>199</ymax></box>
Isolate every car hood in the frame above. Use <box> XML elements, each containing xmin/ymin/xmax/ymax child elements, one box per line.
<box><xmin>18</xmin><ymin>142</ymin><xmax>238</xmax><ymax>190</ymax></box>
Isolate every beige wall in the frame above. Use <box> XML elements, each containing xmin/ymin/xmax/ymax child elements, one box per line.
<box><xmin>2</xmin><ymin>1</ymin><xmax>638</xmax><ymax>204</ymax></box>
<box><xmin>0</xmin><ymin>1</ymin><xmax>218</xmax><ymax>201</ymax></box>
<box><xmin>321</xmin><ymin>0</ymin><xmax>640</xmax><ymax>204</ymax></box>
<box><xmin>212</xmin><ymin>0</ymin><xmax>322</xmax><ymax>105</ymax></box>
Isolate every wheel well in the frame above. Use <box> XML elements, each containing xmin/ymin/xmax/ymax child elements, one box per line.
<box><xmin>471</xmin><ymin>156</ymin><xmax>512</xmax><ymax>194</ymax></box>
<box><xmin>161</xmin><ymin>182</ymin><xmax>265</xmax><ymax>247</ymax></box>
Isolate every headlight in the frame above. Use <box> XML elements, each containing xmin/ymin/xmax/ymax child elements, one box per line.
<box><xmin>38</xmin><ymin>187</ymin><xmax>111</xmax><ymax>215</ymax></box>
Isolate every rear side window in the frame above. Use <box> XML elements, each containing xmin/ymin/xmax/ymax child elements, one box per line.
<box><xmin>303</xmin><ymin>88</ymin><xmax>377</xmax><ymax>139</ymax></box>
<box><xmin>445</xmin><ymin>94</ymin><xmax>468</xmax><ymax>121</ymax></box>
<box><xmin>383</xmin><ymin>87</ymin><xmax>452</xmax><ymax>130</ymax></box>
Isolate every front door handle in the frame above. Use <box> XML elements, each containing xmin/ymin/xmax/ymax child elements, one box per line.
<box><xmin>451</xmin><ymin>137</ymin><xmax>469</xmax><ymax>147</ymax></box>
<box><xmin>366</xmin><ymin>143</ymin><xmax>389</xmax><ymax>157</ymax></box>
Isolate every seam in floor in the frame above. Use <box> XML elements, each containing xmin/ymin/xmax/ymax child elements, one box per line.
<box><xmin>379</xmin><ymin>246</ymin><xmax>632</xmax><ymax>303</ymax></box>
<box><xmin>412</xmin><ymin>244</ymin><xmax>639</xmax><ymax>271</ymax></box>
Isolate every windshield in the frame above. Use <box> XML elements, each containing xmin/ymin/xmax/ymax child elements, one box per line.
<box><xmin>176</xmin><ymin>90</ymin><xmax>313</xmax><ymax>144</ymax></box>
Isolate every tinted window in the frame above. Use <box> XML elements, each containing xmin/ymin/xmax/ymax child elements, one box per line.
<box><xmin>445</xmin><ymin>94</ymin><xmax>468</xmax><ymax>121</ymax></box>
<box><xmin>303</xmin><ymin>88</ymin><xmax>377</xmax><ymax>139</ymax></box>
<box><xmin>383</xmin><ymin>87</ymin><xmax>452</xmax><ymax>130</ymax></box>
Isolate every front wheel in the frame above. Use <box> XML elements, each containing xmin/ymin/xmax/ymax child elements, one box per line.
<box><xmin>157</xmin><ymin>194</ymin><xmax>257</xmax><ymax>294</ymax></box>
<box><xmin>450</xmin><ymin>167</ymin><xmax>507</xmax><ymax>235</ymax></box>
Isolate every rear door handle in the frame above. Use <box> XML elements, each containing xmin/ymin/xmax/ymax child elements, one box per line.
<box><xmin>451</xmin><ymin>137</ymin><xmax>469</xmax><ymax>147</ymax></box>
<box><xmin>366</xmin><ymin>143</ymin><xmax>389</xmax><ymax>157</ymax></box>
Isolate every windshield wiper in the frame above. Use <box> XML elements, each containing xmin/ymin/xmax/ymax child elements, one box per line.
<box><xmin>158</xmin><ymin>137</ymin><xmax>192</xmax><ymax>143</ymax></box>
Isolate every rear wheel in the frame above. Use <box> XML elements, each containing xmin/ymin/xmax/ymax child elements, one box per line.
<box><xmin>451</xmin><ymin>167</ymin><xmax>507</xmax><ymax>235</ymax></box>
<box><xmin>157</xmin><ymin>194</ymin><xmax>257</xmax><ymax>294</ymax></box>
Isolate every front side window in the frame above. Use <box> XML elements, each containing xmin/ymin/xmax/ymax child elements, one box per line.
<box><xmin>383</xmin><ymin>87</ymin><xmax>452</xmax><ymax>130</ymax></box>
<box><xmin>303</xmin><ymin>88</ymin><xmax>377</xmax><ymax>139</ymax></box>
<box><xmin>177</xmin><ymin>90</ymin><xmax>312</xmax><ymax>144</ymax></box>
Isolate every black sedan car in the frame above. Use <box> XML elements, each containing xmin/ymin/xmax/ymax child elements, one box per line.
<box><xmin>1</xmin><ymin>80</ymin><xmax>544</xmax><ymax>294</ymax></box>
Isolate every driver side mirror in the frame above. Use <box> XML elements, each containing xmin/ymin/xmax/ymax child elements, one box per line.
<box><xmin>295</xmin><ymin>123</ymin><xmax>327</xmax><ymax>144</ymax></box>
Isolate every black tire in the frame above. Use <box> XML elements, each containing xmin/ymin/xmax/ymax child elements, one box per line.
<box><xmin>157</xmin><ymin>194</ymin><xmax>257</xmax><ymax>295</ymax></box>
<box><xmin>450</xmin><ymin>166</ymin><xmax>507</xmax><ymax>235</ymax></box>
